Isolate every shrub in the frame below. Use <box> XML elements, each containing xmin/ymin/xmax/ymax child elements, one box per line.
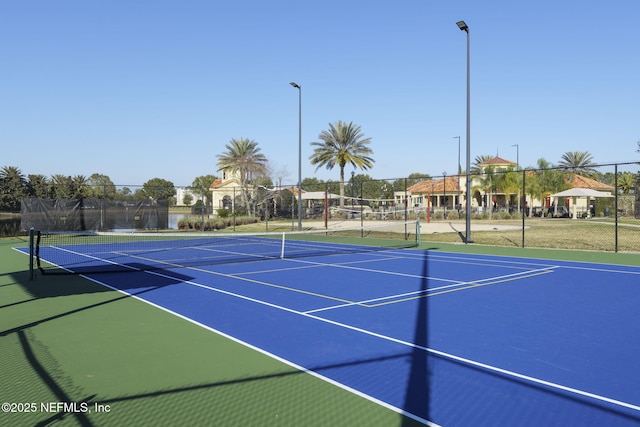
<box><xmin>447</xmin><ymin>211</ymin><xmax>459</xmax><ymax>220</ymax></box>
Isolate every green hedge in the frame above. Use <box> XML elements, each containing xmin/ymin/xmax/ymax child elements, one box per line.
<box><xmin>177</xmin><ymin>216</ymin><xmax>258</xmax><ymax>231</ymax></box>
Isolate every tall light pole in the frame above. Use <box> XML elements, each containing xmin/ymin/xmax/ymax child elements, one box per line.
<box><xmin>290</xmin><ymin>82</ymin><xmax>302</xmax><ymax>231</ymax></box>
<box><xmin>442</xmin><ymin>171</ymin><xmax>447</xmax><ymax>218</ymax></box>
<box><xmin>454</xmin><ymin>136</ymin><xmax>461</xmax><ymax>213</ymax></box>
<box><xmin>456</xmin><ymin>20</ymin><xmax>472</xmax><ymax>243</ymax></box>
<box><xmin>511</xmin><ymin>144</ymin><xmax>519</xmax><ymax>169</ymax></box>
<box><xmin>512</xmin><ymin>143</ymin><xmax>520</xmax><ymax>214</ymax></box>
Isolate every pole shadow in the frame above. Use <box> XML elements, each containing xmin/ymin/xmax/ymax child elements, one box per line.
<box><xmin>402</xmin><ymin>250</ymin><xmax>431</xmax><ymax>425</ymax></box>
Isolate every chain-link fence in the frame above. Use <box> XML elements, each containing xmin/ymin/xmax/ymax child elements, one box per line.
<box><xmin>293</xmin><ymin>162</ymin><xmax>640</xmax><ymax>253</ymax></box>
<box><xmin>2</xmin><ymin>163</ymin><xmax>639</xmax><ymax>252</ymax></box>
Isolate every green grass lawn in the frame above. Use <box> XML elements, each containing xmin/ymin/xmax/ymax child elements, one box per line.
<box><xmin>2</xmin><ymin>223</ymin><xmax>638</xmax><ymax>426</ymax></box>
<box><xmin>0</xmin><ymin>237</ymin><xmax>421</xmax><ymax>427</ymax></box>
<box><xmin>233</xmin><ymin>217</ymin><xmax>640</xmax><ymax>253</ymax></box>
<box><xmin>421</xmin><ymin>218</ymin><xmax>640</xmax><ymax>253</ymax></box>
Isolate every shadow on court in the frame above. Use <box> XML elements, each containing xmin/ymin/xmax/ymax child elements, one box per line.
<box><xmin>402</xmin><ymin>250</ymin><xmax>431</xmax><ymax>425</ymax></box>
<box><xmin>13</xmin><ymin>263</ymin><xmax>193</xmax><ymax>302</ymax></box>
<box><xmin>2</xmin><ymin>272</ymin><xmax>186</xmax><ymax>338</ymax></box>
<box><xmin>5</xmin><ymin>240</ymin><xmax>639</xmax><ymax>425</ymax></box>
<box><xmin>0</xmin><ymin>245</ymin><xmax>416</xmax><ymax>426</ymax></box>
<box><xmin>9</xmin><ymin>328</ymin><xmax>427</xmax><ymax>426</ymax></box>
<box><xmin>3</xmin><ymin>285</ymin><xmax>425</xmax><ymax>426</ymax></box>
<box><xmin>396</xmin><ymin>249</ymin><xmax>640</xmax><ymax>426</ymax></box>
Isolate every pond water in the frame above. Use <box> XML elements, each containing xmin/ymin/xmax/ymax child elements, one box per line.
<box><xmin>168</xmin><ymin>213</ymin><xmax>186</xmax><ymax>229</ymax></box>
<box><xmin>0</xmin><ymin>214</ymin><xmax>189</xmax><ymax>237</ymax></box>
<box><xmin>0</xmin><ymin>215</ymin><xmax>21</xmax><ymax>237</ymax></box>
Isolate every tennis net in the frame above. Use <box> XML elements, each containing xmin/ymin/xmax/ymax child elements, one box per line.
<box><xmin>31</xmin><ymin>220</ymin><xmax>420</xmax><ymax>275</ymax></box>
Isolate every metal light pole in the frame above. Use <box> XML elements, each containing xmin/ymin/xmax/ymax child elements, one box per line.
<box><xmin>454</xmin><ymin>135</ymin><xmax>461</xmax><ymax>213</ymax></box>
<box><xmin>290</xmin><ymin>82</ymin><xmax>302</xmax><ymax>231</ymax></box>
<box><xmin>512</xmin><ymin>143</ymin><xmax>520</xmax><ymax>214</ymax></box>
<box><xmin>351</xmin><ymin>171</ymin><xmax>355</xmax><ymax>219</ymax></box>
<box><xmin>442</xmin><ymin>171</ymin><xmax>447</xmax><ymax>218</ymax></box>
<box><xmin>457</xmin><ymin>20</ymin><xmax>472</xmax><ymax>243</ymax></box>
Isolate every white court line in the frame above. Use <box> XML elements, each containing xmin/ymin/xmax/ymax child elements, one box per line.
<box><xmin>37</xmin><ymin>247</ymin><xmax>640</xmax><ymax>416</ymax></box>
<box><xmin>305</xmin><ymin>266</ymin><xmax>557</xmax><ymax>314</ymax></box>
<box><xmin>409</xmin><ymin>249</ymin><xmax>640</xmax><ymax>274</ymax></box>
<box><xmin>553</xmin><ymin>264</ymin><xmax>640</xmax><ymax>275</ymax></box>
<box><xmin>66</xmin><ymin>270</ymin><xmax>439</xmax><ymax>427</ymax></box>
<box><xmin>105</xmin><ymin>266</ymin><xmax>640</xmax><ymax>415</ymax></box>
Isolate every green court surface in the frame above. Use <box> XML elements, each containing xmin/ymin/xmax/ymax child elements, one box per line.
<box><xmin>2</xmin><ymin>235</ymin><xmax>639</xmax><ymax>426</ymax></box>
<box><xmin>0</xmin><ymin>237</ymin><xmax>421</xmax><ymax>426</ymax></box>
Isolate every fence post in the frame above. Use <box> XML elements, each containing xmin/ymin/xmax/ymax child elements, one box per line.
<box><xmin>522</xmin><ymin>169</ymin><xmax>526</xmax><ymax>248</ymax></box>
<box><xmin>360</xmin><ymin>181</ymin><xmax>364</xmax><ymax>237</ymax></box>
<box><xmin>615</xmin><ymin>164</ymin><xmax>618</xmax><ymax>252</ymax></box>
<box><xmin>404</xmin><ymin>178</ymin><xmax>408</xmax><ymax>239</ymax></box>
<box><xmin>28</xmin><ymin>227</ymin><xmax>34</xmax><ymax>281</ymax></box>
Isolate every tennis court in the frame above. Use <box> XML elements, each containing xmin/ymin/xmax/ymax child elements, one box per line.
<box><xmin>16</xmin><ymin>228</ymin><xmax>640</xmax><ymax>426</ymax></box>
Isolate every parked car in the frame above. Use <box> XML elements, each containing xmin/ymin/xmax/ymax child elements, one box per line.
<box><xmin>532</xmin><ymin>207</ymin><xmax>545</xmax><ymax>217</ymax></box>
<box><xmin>546</xmin><ymin>206</ymin><xmax>570</xmax><ymax>218</ymax></box>
<box><xmin>532</xmin><ymin>206</ymin><xmax>570</xmax><ymax>218</ymax></box>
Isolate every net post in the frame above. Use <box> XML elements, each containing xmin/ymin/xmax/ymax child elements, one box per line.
<box><xmin>416</xmin><ymin>219</ymin><xmax>421</xmax><ymax>247</ymax></box>
<box><xmin>615</xmin><ymin>163</ymin><xmax>619</xmax><ymax>252</ymax></box>
<box><xmin>29</xmin><ymin>227</ymin><xmax>35</xmax><ymax>280</ymax></box>
<box><xmin>280</xmin><ymin>232</ymin><xmax>286</xmax><ymax>258</ymax></box>
<box><xmin>521</xmin><ymin>169</ymin><xmax>526</xmax><ymax>248</ymax></box>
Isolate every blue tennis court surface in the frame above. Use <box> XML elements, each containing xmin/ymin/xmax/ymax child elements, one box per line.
<box><xmin>30</xmin><ymin>240</ymin><xmax>640</xmax><ymax>426</ymax></box>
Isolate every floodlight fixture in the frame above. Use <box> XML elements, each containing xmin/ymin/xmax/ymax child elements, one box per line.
<box><xmin>456</xmin><ymin>21</ymin><xmax>469</xmax><ymax>32</ymax></box>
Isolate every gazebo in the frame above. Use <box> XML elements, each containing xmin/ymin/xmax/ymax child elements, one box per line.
<box><xmin>549</xmin><ymin>188</ymin><xmax>614</xmax><ymax>219</ymax></box>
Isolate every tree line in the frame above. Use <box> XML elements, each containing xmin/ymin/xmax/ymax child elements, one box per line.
<box><xmin>0</xmin><ymin>169</ymin><xmax>178</xmax><ymax>212</ymax></box>
<box><xmin>1</xmin><ymin>119</ymin><xmax>637</xmax><ymax>214</ymax></box>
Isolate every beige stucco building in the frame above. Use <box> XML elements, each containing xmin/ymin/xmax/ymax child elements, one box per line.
<box><xmin>396</xmin><ymin>156</ymin><xmax>614</xmax><ymax>217</ymax></box>
<box><xmin>209</xmin><ymin>169</ymin><xmax>250</xmax><ymax>211</ymax></box>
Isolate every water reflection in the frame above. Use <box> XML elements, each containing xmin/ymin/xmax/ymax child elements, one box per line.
<box><xmin>168</xmin><ymin>213</ymin><xmax>187</xmax><ymax>230</ymax></box>
<box><xmin>0</xmin><ymin>213</ymin><xmax>189</xmax><ymax>237</ymax></box>
<box><xmin>0</xmin><ymin>215</ymin><xmax>21</xmax><ymax>237</ymax></box>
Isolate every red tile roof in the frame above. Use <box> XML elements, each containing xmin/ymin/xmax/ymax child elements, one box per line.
<box><xmin>478</xmin><ymin>156</ymin><xmax>516</xmax><ymax>167</ymax></box>
<box><xmin>407</xmin><ymin>176</ymin><xmax>460</xmax><ymax>193</ymax></box>
<box><xmin>568</xmin><ymin>174</ymin><xmax>613</xmax><ymax>190</ymax></box>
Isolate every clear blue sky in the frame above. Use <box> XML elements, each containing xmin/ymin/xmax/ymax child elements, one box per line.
<box><xmin>2</xmin><ymin>0</ymin><xmax>638</xmax><ymax>187</ymax></box>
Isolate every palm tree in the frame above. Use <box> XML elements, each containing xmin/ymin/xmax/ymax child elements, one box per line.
<box><xmin>217</xmin><ymin>138</ymin><xmax>268</xmax><ymax>215</ymax></box>
<box><xmin>618</xmin><ymin>172</ymin><xmax>635</xmax><ymax>195</ymax></box>
<box><xmin>470</xmin><ymin>155</ymin><xmax>494</xmax><ymax>175</ymax></box>
<box><xmin>27</xmin><ymin>174</ymin><xmax>49</xmax><ymax>198</ymax></box>
<box><xmin>71</xmin><ymin>175</ymin><xmax>90</xmax><ymax>199</ymax></box>
<box><xmin>0</xmin><ymin>166</ymin><xmax>27</xmax><ymax>211</ymax></box>
<box><xmin>473</xmin><ymin>165</ymin><xmax>495</xmax><ymax>219</ymax></box>
<box><xmin>309</xmin><ymin>121</ymin><xmax>374</xmax><ymax>208</ymax></box>
<box><xmin>50</xmin><ymin>174</ymin><xmax>74</xmax><ymax>199</ymax></box>
<box><xmin>558</xmin><ymin>151</ymin><xmax>597</xmax><ymax>176</ymax></box>
<box><xmin>524</xmin><ymin>169</ymin><xmax>541</xmax><ymax>216</ymax></box>
<box><xmin>494</xmin><ymin>168</ymin><xmax>521</xmax><ymax>212</ymax></box>
<box><xmin>535</xmin><ymin>159</ymin><xmax>569</xmax><ymax>215</ymax></box>
<box><xmin>0</xmin><ymin>165</ymin><xmax>25</xmax><ymax>182</ymax></box>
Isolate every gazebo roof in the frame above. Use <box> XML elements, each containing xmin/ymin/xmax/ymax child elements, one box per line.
<box><xmin>550</xmin><ymin>188</ymin><xmax>613</xmax><ymax>198</ymax></box>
